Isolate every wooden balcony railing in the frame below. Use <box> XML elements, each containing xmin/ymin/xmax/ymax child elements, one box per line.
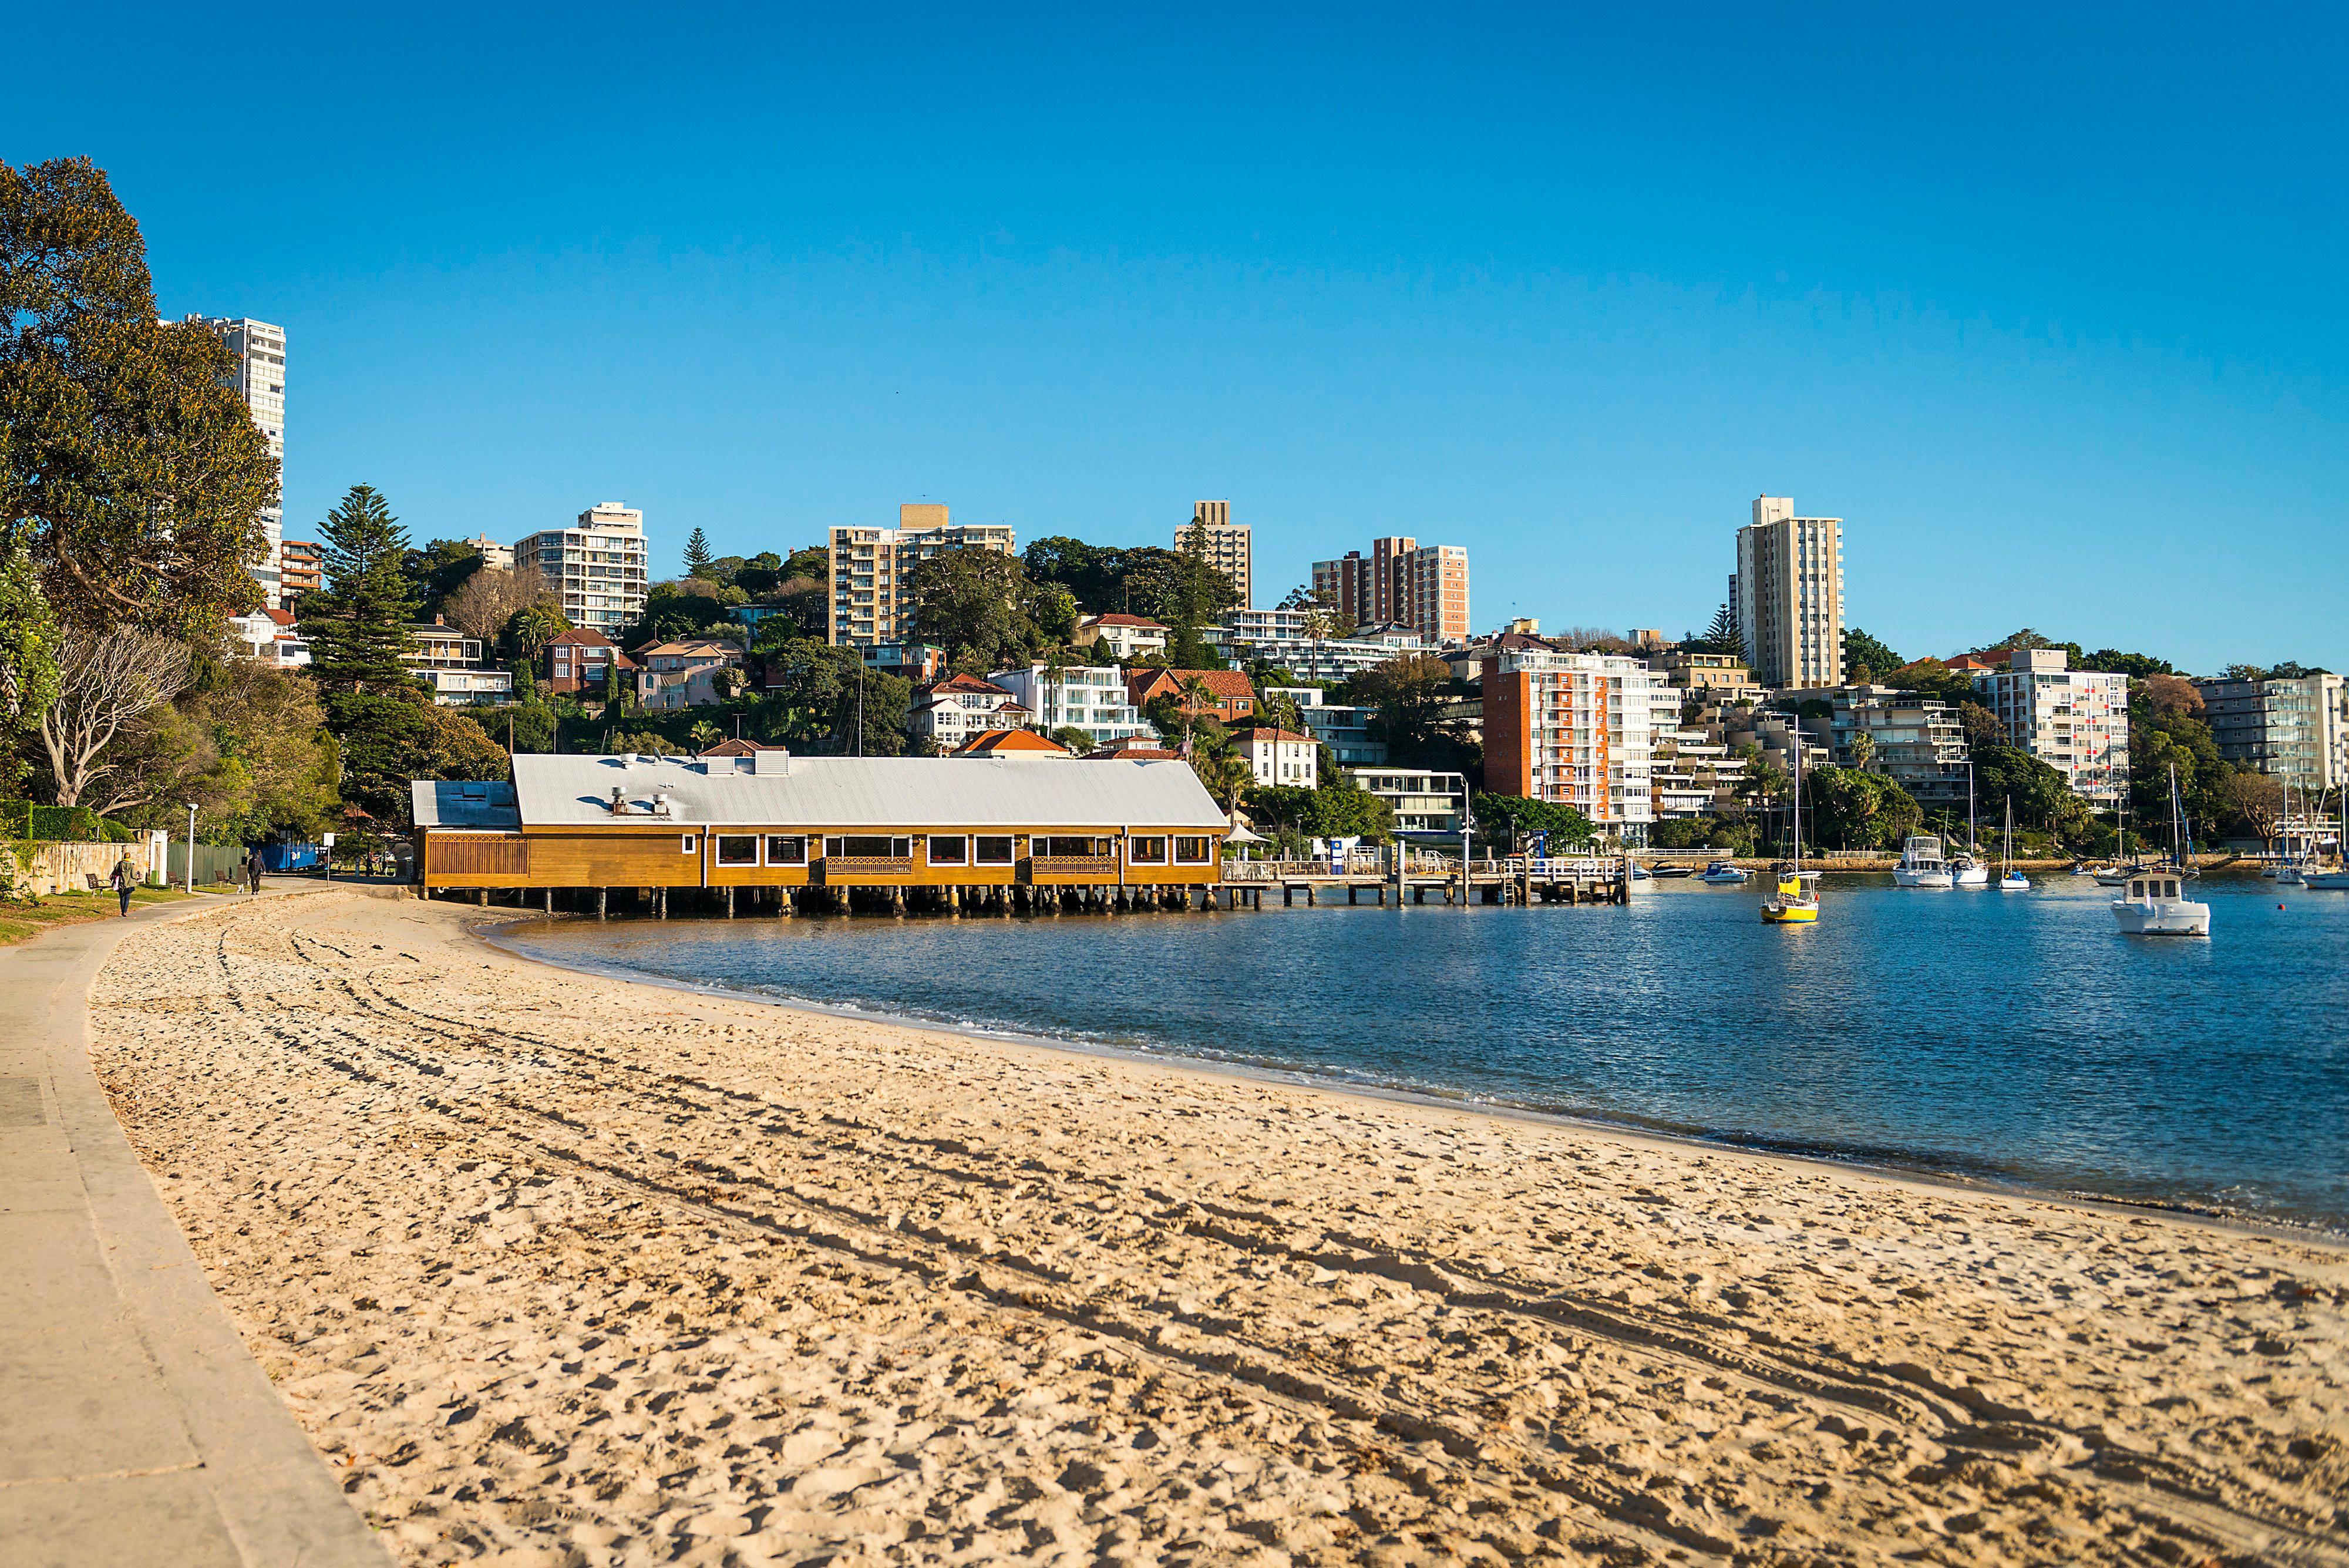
<box><xmin>1030</xmin><ymin>856</ymin><xmax>1118</xmax><ymax>876</ymax></box>
<box><xmin>822</xmin><ymin>857</ymin><xmax>913</xmax><ymax>877</ymax></box>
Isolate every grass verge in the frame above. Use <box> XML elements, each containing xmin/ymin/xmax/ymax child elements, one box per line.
<box><xmin>0</xmin><ymin>886</ymin><xmax>208</xmax><ymax>947</ymax></box>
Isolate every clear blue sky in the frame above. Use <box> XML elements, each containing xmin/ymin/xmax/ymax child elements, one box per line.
<box><xmin>11</xmin><ymin>4</ymin><xmax>2344</xmax><ymax>673</ymax></box>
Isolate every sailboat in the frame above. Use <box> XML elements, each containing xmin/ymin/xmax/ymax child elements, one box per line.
<box><xmin>1950</xmin><ymin>762</ymin><xmax>1991</xmax><ymax>886</ymax></box>
<box><xmin>2112</xmin><ymin>766</ymin><xmax>2210</xmax><ymax>936</ymax></box>
<box><xmin>1997</xmin><ymin>796</ymin><xmax>2030</xmax><ymax>890</ymax></box>
<box><xmin>2264</xmin><ymin>775</ymin><xmax>2307</xmax><ymax>884</ymax></box>
<box><xmin>1761</xmin><ymin>738</ymin><xmax>1821</xmax><ymax>924</ymax></box>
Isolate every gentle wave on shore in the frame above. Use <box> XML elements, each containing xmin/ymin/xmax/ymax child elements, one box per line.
<box><xmin>497</xmin><ymin>872</ymin><xmax>2349</xmax><ymax>1232</ymax></box>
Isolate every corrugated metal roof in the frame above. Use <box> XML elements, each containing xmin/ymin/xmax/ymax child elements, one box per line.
<box><xmin>412</xmin><ymin>780</ymin><xmax>521</xmax><ymax>829</ymax></box>
<box><xmin>507</xmin><ymin>753</ymin><xmax>1226</xmax><ymax>830</ymax></box>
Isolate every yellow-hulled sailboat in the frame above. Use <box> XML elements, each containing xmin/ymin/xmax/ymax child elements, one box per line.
<box><xmin>1761</xmin><ymin>725</ymin><xmax>1822</xmax><ymax>924</ymax></box>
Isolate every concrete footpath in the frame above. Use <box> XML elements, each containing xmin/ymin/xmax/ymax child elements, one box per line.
<box><xmin>0</xmin><ymin>888</ymin><xmax>389</xmax><ymax>1566</ymax></box>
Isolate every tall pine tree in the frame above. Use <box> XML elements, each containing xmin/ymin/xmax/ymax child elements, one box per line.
<box><xmin>300</xmin><ymin>485</ymin><xmax>419</xmax><ymax>696</ymax></box>
<box><xmin>682</xmin><ymin>527</ymin><xmax>714</xmax><ymax>579</ymax></box>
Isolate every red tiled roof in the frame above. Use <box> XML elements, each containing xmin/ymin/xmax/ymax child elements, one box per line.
<box><xmin>550</xmin><ymin>627</ymin><xmax>614</xmax><ymax>647</ymax></box>
<box><xmin>1091</xmin><ymin>613</ymin><xmax>1167</xmax><ymax>628</ymax></box>
<box><xmin>1231</xmin><ymin>726</ymin><xmax>1317</xmax><ymax>746</ymax></box>
<box><xmin>264</xmin><ymin>607</ymin><xmax>297</xmax><ymax>627</ymax></box>
<box><xmin>924</xmin><ymin>672</ymin><xmax>1014</xmax><ymax>696</ymax></box>
<box><xmin>952</xmin><ymin>729</ymin><xmax>1071</xmax><ymax>756</ymax></box>
<box><xmin>1127</xmin><ymin>667</ymin><xmax>1257</xmax><ymax>705</ymax></box>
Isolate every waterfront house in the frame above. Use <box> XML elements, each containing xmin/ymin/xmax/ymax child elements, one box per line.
<box><xmin>637</xmin><ymin>638</ymin><xmax>746</xmax><ymax>711</ymax></box>
<box><xmin>403</xmin><ymin>617</ymin><xmax>513</xmax><ymax>706</ymax></box>
<box><xmin>1074</xmin><ymin>613</ymin><xmax>1169</xmax><ymax>661</ymax></box>
<box><xmin>544</xmin><ymin>628</ymin><xmax>633</xmax><ymax>695</ymax></box>
<box><xmin>910</xmin><ymin>674</ymin><xmax>1031</xmax><ymax>751</ymax></box>
<box><xmin>990</xmin><ymin>664</ymin><xmax>1152</xmax><ymax>748</ymax></box>
<box><xmin>1125</xmin><ymin>667</ymin><xmax>1257</xmax><ymax>726</ymax></box>
<box><xmin>1231</xmin><ymin>726</ymin><xmax>1318</xmax><ymax>788</ymax></box>
<box><xmin>412</xmin><ymin>752</ymin><xmax>1227</xmax><ymax>897</ymax></box>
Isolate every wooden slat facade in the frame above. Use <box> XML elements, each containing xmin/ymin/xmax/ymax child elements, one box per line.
<box><xmin>418</xmin><ymin>825</ymin><xmax>1223</xmax><ymax>891</ymax></box>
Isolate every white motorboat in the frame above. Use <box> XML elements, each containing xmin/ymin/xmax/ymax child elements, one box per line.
<box><xmin>2111</xmin><ymin>868</ymin><xmax>2210</xmax><ymax>936</ymax></box>
<box><xmin>1892</xmin><ymin>835</ymin><xmax>1955</xmax><ymax>889</ymax></box>
<box><xmin>1698</xmin><ymin>860</ymin><xmax>1750</xmax><ymax>884</ymax></box>
<box><xmin>2114</xmin><ymin>768</ymin><xmax>2210</xmax><ymax>936</ymax></box>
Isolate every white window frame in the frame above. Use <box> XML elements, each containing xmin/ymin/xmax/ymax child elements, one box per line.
<box><xmin>764</xmin><ymin>834</ymin><xmax>807</xmax><ymax>866</ymax></box>
<box><xmin>974</xmin><ymin>835</ymin><xmax>1015</xmax><ymax>866</ymax></box>
<box><xmin>681</xmin><ymin>835</ymin><xmax>698</xmax><ymax>854</ymax></box>
<box><xmin>928</xmin><ymin>834</ymin><xmax>970</xmax><ymax>866</ymax></box>
<box><xmin>1128</xmin><ymin>835</ymin><xmax>1169</xmax><ymax>865</ymax></box>
<box><xmin>1175</xmin><ymin>836</ymin><xmax>1214</xmax><ymax>864</ymax></box>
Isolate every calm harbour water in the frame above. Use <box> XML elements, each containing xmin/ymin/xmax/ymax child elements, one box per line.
<box><xmin>497</xmin><ymin>872</ymin><xmax>2349</xmax><ymax>1232</ymax></box>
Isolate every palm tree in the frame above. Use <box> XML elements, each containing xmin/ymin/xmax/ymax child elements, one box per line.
<box><xmin>506</xmin><ymin>604</ymin><xmax>568</xmax><ymax>673</ymax></box>
<box><xmin>688</xmin><ymin>719</ymin><xmax>722</xmax><ymax>751</ymax></box>
<box><xmin>1849</xmin><ymin>730</ymin><xmax>1876</xmax><ymax>773</ymax></box>
<box><xmin>1177</xmin><ymin>674</ymin><xmax>1213</xmax><ymax>758</ymax></box>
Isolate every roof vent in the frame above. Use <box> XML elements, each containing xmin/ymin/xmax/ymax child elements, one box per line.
<box><xmin>620</xmin><ymin>752</ymin><xmax>639</xmax><ymax>765</ymax></box>
<box><xmin>608</xmin><ymin>785</ymin><xmax>630</xmax><ymax>814</ymax></box>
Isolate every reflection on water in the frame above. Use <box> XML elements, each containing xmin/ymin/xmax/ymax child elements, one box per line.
<box><xmin>498</xmin><ymin>873</ymin><xmax>2349</xmax><ymax>1231</ymax></box>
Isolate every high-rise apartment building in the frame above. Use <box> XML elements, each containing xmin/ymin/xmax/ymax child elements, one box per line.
<box><xmin>278</xmin><ymin>538</ymin><xmax>323</xmax><ymax>601</ymax></box>
<box><xmin>1973</xmin><ymin>650</ymin><xmax>2131</xmax><ymax>805</ymax></box>
<box><xmin>1480</xmin><ymin>645</ymin><xmax>1660</xmax><ymax>840</ymax></box>
<box><xmin>1310</xmin><ymin>536</ymin><xmax>1470</xmax><ymax>644</ymax></box>
<box><xmin>186</xmin><ymin>317</ymin><xmax>287</xmax><ymax>607</ymax></box>
<box><xmin>1174</xmin><ymin>500</ymin><xmax>1252</xmax><ymax>608</ymax></box>
<box><xmin>1734</xmin><ymin>496</ymin><xmax>1843</xmax><ymax>689</ymax></box>
<box><xmin>828</xmin><ymin>504</ymin><xmax>1017</xmax><ymax>647</ymax></box>
<box><xmin>2195</xmin><ymin>672</ymin><xmax>2349</xmax><ymax>792</ymax></box>
<box><xmin>512</xmin><ymin>503</ymin><xmax>651</xmax><ymax>637</ymax></box>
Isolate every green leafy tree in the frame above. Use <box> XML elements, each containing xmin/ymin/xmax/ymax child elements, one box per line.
<box><xmin>502</xmin><ymin>603</ymin><xmax>571</xmax><ymax>668</ymax></box>
<box><xmin>909</xmin><ymin>548</ymin><xmax>1041</xmax><ymax>669</ymax></box>
<box><xmin>753</xmin><ymin>643</ymin><xmax>911</xmax><ymax>755</ymax></box>
<box><xmin>1471</xmin><ymin>793</ymin><xmax>1596</xmax><ymax>851</ymax></box>
<box><xmin>1352</xmin><ymin>652</ymin><xmax>1469</xmax><ymax>769</ymax></box>
<box><xmin>1805</xmin><ymin>765</ymin><xmax>1922</xmax><ymax>849</ymax></box>
<box><xmin>2</xmin><ymin>157</ymin><xmax>277</xmax><ymax>633</ymax></box>
<box><xmin>682</xmin><ymin>527</ymin><xmax>714</xmax><ymax>579</ymax></box>
<box><xmin>0</xmin><ymin>542</ymin><xmax>61</xmax><ymax>791</ymax></box>
<box><xmin>401</xmin><ymin>538</ymin><xmax>486</xmax><ymax>617</ymax></box>
<box><xmin>1842</xmin><ymin>628</ymin><xmax>1902</xmax><ymax>684</ymax></box>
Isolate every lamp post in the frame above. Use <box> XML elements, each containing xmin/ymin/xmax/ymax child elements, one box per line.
<box><xmin>183</xmin><ymin>803</ymin><xmax>197</xmax><ymax>893</ymax></box>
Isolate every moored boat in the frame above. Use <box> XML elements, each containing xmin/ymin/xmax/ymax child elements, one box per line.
<box><xmin>1698</xmin><ymin>860</ymin><xmax>1749</xmax><ymax>884</ymax></box>
<box><xmin>2114</xmin><ymin>767</ymin><xmax>2210</xmax><ymax>936</ymax></box>
<box><xmin>1892</xmin><ymin>835</ymin><xmax>1954</xmax><ymax>889</ymax></box>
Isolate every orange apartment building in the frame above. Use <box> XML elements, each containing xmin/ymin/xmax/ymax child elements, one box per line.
<box><xmin>1310</xmin><ymin>537</ymin><xmax>1469</xmax><ymax>644</ymax></box>
<box><xmin>1480</xmin><ymin>645</ymin><xmax>1661</xmax><ymax>842</ymax></box>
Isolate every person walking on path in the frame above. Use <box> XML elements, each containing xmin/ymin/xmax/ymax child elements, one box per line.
<box><xmin>110</xmin><ymin>854</ymin><xmax>137</xmax><ymax>917</ymax></box>
<box><xmin>245</xmin><ymin>847</ymin><xmax>265</xmax><ymax>897</ymax></box>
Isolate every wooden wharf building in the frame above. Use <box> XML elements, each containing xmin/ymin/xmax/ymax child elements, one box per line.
<box><xmin>412</xmin><ymin>750</ymin><xmax>1232</xmax><ymax>916</ymax></box>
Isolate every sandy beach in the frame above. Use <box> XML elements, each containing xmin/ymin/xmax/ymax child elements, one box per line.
<box><xmin>86</xmin><ymin>888</ymin><xmax>2348</xmax><ymax>1567</ymax></box>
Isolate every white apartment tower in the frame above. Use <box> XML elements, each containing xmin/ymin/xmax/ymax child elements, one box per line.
<box><xmin>1734</xmin><ymin>496</ymin><xmax>1844</xmax><ymax>689</ymax></box>
<box><xmin>188</xmin><ymin>317</ymin><xmax>287</xmax><ymax>607</ymax></box>
<box><xmin>1973</xmin><ymin>650</ymin><xmax>2131</xmax><ymax>805</ymax></box>
<box><xmin>829</xmin><ymin>504</ymin><xmax>1017</xmax><ymax>647</ymax></box>
<box><xmin>1174</xmin><ymin>500</ymin><xmax>1253</xmax><ymax>609</ymax></box>
<box><xmin>511</xmin><ymin>503</ymin><xmax>651</xmax><ymax>637</ymax></box>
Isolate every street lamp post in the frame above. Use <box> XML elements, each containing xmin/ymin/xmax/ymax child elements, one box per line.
<box><xmin>183</xmin><ymin>803</ymin><xmax>197</xmax><ymax>893</ymax></box>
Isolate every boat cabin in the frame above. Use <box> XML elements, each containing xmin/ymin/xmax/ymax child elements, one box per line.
<box><xmin>2124</xmin><ymin>872</ymin><xmax>2188</xmax><ymax>902</ymax></box>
